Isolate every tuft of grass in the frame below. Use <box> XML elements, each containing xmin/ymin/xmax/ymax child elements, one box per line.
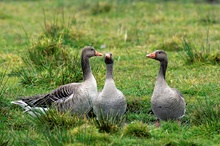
<box><xmin>156</xmin><ymin>36</ymin><xmax>183</xmax><ymax>51</ymax></box>
<box><xmin>91</xmin><ymin>1</ymin><xmax>112</xmax><ymax>15</ymax></box>
<box><xmin>182</xmin><ymin>37</ymin><xmax>220</xmax><ymax>64</ymax></box>
<box><xmin>123</xmin><ymin>121</ymin><xmax>150</xmax><ymax>138</ymax></box>
<box><xmin>70</xmin><ymin>124</ymin><xmax>110</xmax><ymax>144</ymax></box>
<box><xmin>188</xmin><ymin>97</ymin><xmax>220</xmax><ymax>136</ymax></box>
<box><xmin>190</xmin><ymin>98</ymin><xmax>220</xmax><ymax>125</ymax></box>
<box><xmin>199</xmin><ymin>14</ymin><xmax>219</xmax><ymax>25</ymax></box>
<box><xmin>42</xmin><ymin>13</ymin><xmax>97</xmax><ymax>49</ymax></box>
<box><xmin>93</xmin><ymin>112</ymin><xmax>125</xmax><ymax>133</ymax></box>
<box><xmin>16</xmin><ymin>10</ymin><xmax>106</xmax><ymax>87</ymax></box>
<box><xmin>29</xmin><ymin>109</ymin><xmax>86</xmax><ymax>130</ymax></box>
<box><xmin>17</xmin><ymin>14</ymin><xmax>85</xmax><ymax>87</ymax></box>
<box><xmin>27</xmin><ymin>36</ymin><xmax>68</xmax><ymax>69</ymax></box>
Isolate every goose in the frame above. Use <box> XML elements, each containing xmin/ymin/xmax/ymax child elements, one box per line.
<box><xmin>11</xmin><ymin>46</ymin><xmax>103</xmax><ymax>116</ymax></box>
<box><xmin>93</xmin><ymin>53</ymin><xmax>127</xmax><ymax>121</ymax></box>
<box><xmin>146</xmin><ymin>50</ymin><xmax>186</xmax><ymax>127</ymax></box>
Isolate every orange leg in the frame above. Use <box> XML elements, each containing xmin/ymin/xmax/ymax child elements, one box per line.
<box><xmin>178</xmin><ymin>119</ymin><xmax>181</xmax><ymax>125</ymax></box>
<box><xmin>156</xmin><ymin>119</ymin><xmax>160</xmax><ymax>127</ymax></box>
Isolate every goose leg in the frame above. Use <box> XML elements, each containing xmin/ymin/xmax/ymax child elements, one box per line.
<box><xmin>178</xmin><ymin>119</ymin><xmax>181</xmax><ymax>125</ymax></box>
<box><xmin>155</xmin><ymin>119</ymin><xmax>160</xmax><ymax>127</ymax></box>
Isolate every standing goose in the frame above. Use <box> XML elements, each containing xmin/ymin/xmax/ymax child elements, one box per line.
<box><xmin>93</xmin><ymin>53</ymin><xmax>127</xmax><ymax>121</ymax></box>
<box><xmin>146</xmin><ymin>50</ymin><xmax>186</xmax><ymax>127</ymax></box>
<box><xmin>11</xmin><ymin>46</ymin><xmax>102</xmax><ymax>116</ymax></box>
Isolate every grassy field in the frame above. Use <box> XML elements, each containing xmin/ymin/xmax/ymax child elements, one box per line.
<box><xmin>0</xmin><ymin>0</ymin><xmax>220</xmax><ymax>145</ymax></box>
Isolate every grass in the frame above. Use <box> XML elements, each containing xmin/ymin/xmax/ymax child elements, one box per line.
<box><xmin>123</xmin><ymin>121</ymin><xmax>151</xmax><ymax>138</ymax></box>
<box><xmin>182</xmin><ymin>30</ymin><xmax>220</xmax><ymax>64</ymax></box>
<box><xmin>0</xmin><ymin>0</ymin><xmax>220</xmax><ymax>145</ymax></box>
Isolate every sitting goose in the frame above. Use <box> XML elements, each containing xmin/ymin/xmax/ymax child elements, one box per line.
<box><xmin>146</xmin><ymin>50</ymin><xmax>186</xmax><ymax>127</ymax></box>
<box><xmin>93</xmin><ymin>53</ymin><xmax>127</xmax><ymax>121</ymax></box>
<box><xmin>11</xmin><ymin>46</ymin><xmax>102</xmax><ymax>116</ymax></box>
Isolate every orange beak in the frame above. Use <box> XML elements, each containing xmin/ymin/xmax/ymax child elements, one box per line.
<box><xmin>146</xmin><ymin>52</ymin><xmax>156</xmax><ymax>59</ymax></box>
<box><xmin>105</xmin><ymin>54</ymin><xmax>111</xmax><ymax>59</ymax></box>
<box><xmin>95</xmin><ymin>51</ymin><xmax>103</xmax><ymax>56</ymax></box>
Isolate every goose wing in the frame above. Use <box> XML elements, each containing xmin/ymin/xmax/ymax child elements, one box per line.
<box><xmin>171</xmin><ymin>88</ymin><xmax>184</xmax><ymax>100</ymax></box>
<box><xmin>22</xmin><ymin>83</ymin><xmax>79</xmax><ymax>108</ymax></box>
<box><xmin>171</xmin><ymin>88</ymin><xmax>186</xmax><ymax>108</ymax></box>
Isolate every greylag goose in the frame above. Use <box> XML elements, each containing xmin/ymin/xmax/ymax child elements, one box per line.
<box><xmin>93</xmin><ymin>53</ymin><xmax>127</xmax><ymax>121</ymax></box>
<box><xmin>146</xmin><ymin>50</ymin><xmax>186</xmax><ymax>127</ymax></box>
<box><xmin>11</xmin><ymin>46</ymin><xmax>102</xmax><ymax>116</ymax></box>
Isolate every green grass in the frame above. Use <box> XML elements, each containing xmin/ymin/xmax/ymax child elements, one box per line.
<box><xmin>1</xmin><ymin>0</ymin><xmax>220</xmax><ymax>145</ymax></box>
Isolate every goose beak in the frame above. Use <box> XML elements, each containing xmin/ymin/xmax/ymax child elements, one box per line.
<box><xmin>95</xmin><ymin>51</ymin><xmax>103</xmax><ymax>56</ymax></box>
<box><xmin>105</xmin><ymin>54</ymin><xmax>111</xmax><ymax>59</ymax></box>
<box><xmin>146</xmin><ymin>52</ymin><xmax>156</xmax><ymax>58</ymax></box>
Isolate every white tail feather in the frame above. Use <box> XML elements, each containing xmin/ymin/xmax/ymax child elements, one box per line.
<box><xmin>11</xmin><ymin>100</ymin><xmax>30</xmax><ymax>109</ymax></box>
<box><xmin>24</xmin><ymin>107</ymin><xmax>48</xmax><ymax>117</ymax></box>
<box><xmin>11</xmin><ymin>100</ymin><xmax>48</xmax><ymax>117</ymax></box>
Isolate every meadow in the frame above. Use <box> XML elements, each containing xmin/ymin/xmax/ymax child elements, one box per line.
<box><xmin>0</xmin><ymin>0</ymin><xmax>220</xmax><ymax>145</ymax></box>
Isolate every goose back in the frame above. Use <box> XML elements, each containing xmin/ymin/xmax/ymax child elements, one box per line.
<box><xmin>11</xmin><ymin>46</ymin><xmax>102</xmax><ymax>116</ymax></box>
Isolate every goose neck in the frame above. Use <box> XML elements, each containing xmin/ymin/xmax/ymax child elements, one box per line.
<box><xmin>81</xmin><ymin>55</ymin><xmax>93</xmax><ymax>80</ymax></box>
<box><xmin>104</xmin><ymin>63</ymin><xmax>116</xmax><ymax>89</ymax></box>
<box><xmin>158</xmin><ymin>60</ymin><xmax>168</xmax><ymax>80</ymax></box>
<box><xmin>154</xmin><ymin>60</ymin><xmax>168</xmax><ymax>89</ymax></box>
<box><xmin>106</xmin><ymin>64</ymin><xmax>114</xmax><ymax>79</ymax></box>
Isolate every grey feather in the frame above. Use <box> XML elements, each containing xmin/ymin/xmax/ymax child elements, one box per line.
<box><xmin>147</xmin><ymin>50</ymin><xmax>186</xmax><ymax>122</ymax></box>
<box><xmin>11</xmin><ymin>46</ymin><xmax>102</xmax><ymax>116</ymax></box>
<box><xmin>93</xmin><ymin>53</ymin><xmax>127</xmax><ymax>121</ymax></box>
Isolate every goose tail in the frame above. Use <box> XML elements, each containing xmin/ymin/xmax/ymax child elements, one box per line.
<box><xmin>11</xmin><ymin>100</ymin><xmax>30</xmax><ymax>110</ymax></box>
<box><xmin>11</xmin><ymin>100</ymin><xmax>48</xmax><ymax>117</ymax></box>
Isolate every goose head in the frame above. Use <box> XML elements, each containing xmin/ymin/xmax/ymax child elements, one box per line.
<box><xmin>146</xmin><ymin>50</ymin><xmax>167</xmax><ymax>62</ymax></box>
<box><xmin>104</xmin><ymin>53</ymin><xmax>114</xmax><ymax>64</ymax></box>
<box><xmin>82</xmin><ymin>46</ymin><xmax>103</xmax><ymax>58</ymax></box>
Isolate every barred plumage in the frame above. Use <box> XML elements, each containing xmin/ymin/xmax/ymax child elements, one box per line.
<box><xmin>11</xmin><ymin>46</ymin><xmax>102</xmax><ymax>116</ymax></box>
